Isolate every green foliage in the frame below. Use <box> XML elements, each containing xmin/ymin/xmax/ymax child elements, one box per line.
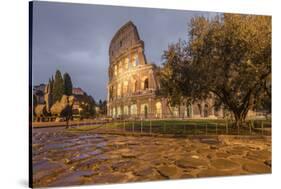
<box><xmin>47</xmin><ymin>77</ymin><xmax>54</xmax><ymax>106</ymax></box>
<box><xmin>33</xmin><ymin>94</ymin><xmax>37</xmax><ymax>107</ymax></box>
<box><xmin>72</xmin><ymin>94</ymin><xmax>97</xmax><ymax>118</ymax></box>
<box><xmin>160</xmin><ymin>13</ymin><xmax>271</xmax><ymax>127</ymax></box>
<box><xmin>63</xmin><ymin>73</ymin><xmax>73</xmax><ymax>96</ymax></box>
<box><xmin>159</xmin><ymin>40</ymin><xmax>194</xmax><ymax>106</ymax></box>
<box><xmin>87</xmin><ymin>96</ymin><xmax>97</xmax><ymax>116</ymax></box>
<box><xmin>53</xmin><ymin>70</ymin><xmax>64</xmax><ymax>103</ymax></box>
<box><xmin>33</xmin><ymin>94</ymin><xmax>37</xmax><ymax>116</ymax></box>
<box><xmin>98</xmin><ymin>100</ymin><xmax>107</xmax><ymax>115</ymax></box>
<box><xmin>60</xmin><ymin>104</ymin><xmax>73</xmax><ymax>119</ymax></box>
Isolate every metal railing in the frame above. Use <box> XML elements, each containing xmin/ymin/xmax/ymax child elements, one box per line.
<box><xmin>92</xmin><ymin>118</ymin><xmax>271</xmax><ymax>136</ymax></box>
<box><xmin>32</xmin><ymin>113</ymin><xmax>271</xmax><ymax>136</ymax></box>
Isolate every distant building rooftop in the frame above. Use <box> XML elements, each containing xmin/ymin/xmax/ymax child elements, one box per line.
<box><xmin>72</xmin><ymin>87</ymin><xmax>85</xmax><ymax>96</ymax></box>
<box><xmin>33</xmin><ymin>83</ymin><xmax>46</xmax><ymax>94</ymax></box>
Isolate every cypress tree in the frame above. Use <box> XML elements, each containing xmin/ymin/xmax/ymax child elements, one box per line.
<box><xmin>53</xmin><ymin>70</ymin><xmax>64</xmax><ymax>102</ymax></box>
<box><xmin>50</xmin><ymin>76</ymin><xmax>54</xmax><ymax>91</ymax></box>
<box><xmin>48</xmin><ymin>77</ymin><xmax>54</xmax><ymax>106</ymax></box>
<box><xmin>63</xmin><ymin>73</ymin><xmax>73</xmax><ymax>96</ymax></box>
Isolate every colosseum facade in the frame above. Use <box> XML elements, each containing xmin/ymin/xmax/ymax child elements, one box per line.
<box><xmin>107</xmin><ymin>21</ymin><xmax>221</xmax><ymax>119</ymax></box>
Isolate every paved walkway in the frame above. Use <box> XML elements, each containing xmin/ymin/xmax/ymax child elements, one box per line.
<box><xmin>32</xmin><ymin>128</ymin><xmax>271</xmax><ymax>187</ymax></box>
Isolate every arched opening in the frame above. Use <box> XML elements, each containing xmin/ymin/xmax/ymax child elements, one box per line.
<box><xmin>156</xmin><ymin>102</ymin><xmax>162</xmax><ymax>118</ymax></box>
<box><xmin>131</xmin><ymin>104</ymin><xmax>137</xmax><ymax>116</ymax></box>
<box><xmin>144</xmin><ymin>78</ymin><xmax>149</xmax><ymax>90</ymax></box>
<box><xmin>117</xmin><ymin>84</ymin><xmax>121</xmax><ymax>97</ymax></box>
<box><xmin>204</xmin><ymin>104</ymin><xmax>209</xmax><ymax>117</ymax></box>
<box><xmin>141</xmin><ymin>104</ymin><xmax>148</xmax><ymax>118</ymax></box>
<box><xmin>124</xmin><ymin>106</ymin><xmax>128</xmax><ymax>116</ymax></box>
<box><xmin>197</xmin><ymin>104</ymin><xmax>202</xmax><ymax>117</ymax></box>
<box><xmin>132</xmin><ymin>54</ymin><xmax>138</xmax><ymax>66</ymax></box>
<box><xmin>144</xmin><ymin>105</ymin><xmax>148</xmax><ymax>118</ymax></box>
<box><xmin>117</xmin><ymin>106</ymin><xmax>121</xmax><ymax>117</ymax></box>
<box><xmin>109</xmin><ymin>87</ymin><xmax>113</xmax><ymax>99</ymax></box>
<box><xmin>112</xmin><ymin>108</ymin><xmax>116</xmax><ymax>118</ymax></box>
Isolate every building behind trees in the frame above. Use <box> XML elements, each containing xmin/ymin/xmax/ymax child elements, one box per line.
<box><xmin>107</xmin><ymin>21</ymin><xmax>220</xmax><ymax>119</ymax></box>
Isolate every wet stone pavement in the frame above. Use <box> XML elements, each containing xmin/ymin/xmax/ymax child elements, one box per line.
<box><xmin>32</xmin><ymin>128</ymin><xmax>271</xmax><ymax>187</ymax></box>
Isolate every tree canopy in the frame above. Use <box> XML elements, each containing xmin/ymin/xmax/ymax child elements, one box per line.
<box><xmin>51</xmin><ymin>70</ymin><xmax>74</xmax><ymax>103</ymax></box>
<box><xmin>53</xmin><ymin>70</ymin><xmax>64</xmax><ymax>103</ymax></box>
<box><xmin>63</xmin><ymin>73</ymin><xmax>73</xmax><ymax>96</ymax></box>
<box><xmin>159</xmin><ymin>13</ymin><xmax>271</xmax><ymax>127</ymax></box>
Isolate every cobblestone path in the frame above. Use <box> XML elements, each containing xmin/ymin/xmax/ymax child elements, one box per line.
<box><xmin>32</xmin><ymin>128</ymin><xmax>271</xmax><ymax>187</ymax></box>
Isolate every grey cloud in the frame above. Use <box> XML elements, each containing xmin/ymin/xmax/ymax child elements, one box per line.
<box><xmin>32</xmin><ymin>1</ymin><xmax>218</xmax><ymax>100</ymax></box>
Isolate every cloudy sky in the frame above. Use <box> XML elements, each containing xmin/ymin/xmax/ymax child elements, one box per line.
<box><xmin>32</xmin><ymin>1</ymin><xmax>217</xmax><ymax>101</ymax></box>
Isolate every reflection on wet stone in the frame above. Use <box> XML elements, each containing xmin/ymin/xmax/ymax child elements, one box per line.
<box><xmin>32</xmin><ymin>128</ymin><xmax>271</xmax><ymax>187</ymax></box>
<box><xmin>157</xmin><ymin>165</ymin><xmax>179</xmax><ymax>179</ymax></box>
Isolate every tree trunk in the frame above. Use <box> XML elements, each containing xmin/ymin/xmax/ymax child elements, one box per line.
<box><xmin>65</xmin><ymin>118</ymin><xmax>69</xmax><ymax>129</ymax></box>
<box><xmin>233</xmin><ymin>110</ymin><xmax>248</xmax><ymax>128</ymax></box>
<box><xmin>234</xmin><ymin>115</ymin><xmax>243</xmax><ymax>128</ymax></box>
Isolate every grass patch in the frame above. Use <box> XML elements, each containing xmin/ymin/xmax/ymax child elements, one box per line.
<box><xmin>67</xmin><ymin>125</ymin><xmax>102</xmax><ymax>132</ymax></box>
<box><xmin>66</xmin><ymin>118</ymin><xmax>271</xmax><ymax>136</ymax></box>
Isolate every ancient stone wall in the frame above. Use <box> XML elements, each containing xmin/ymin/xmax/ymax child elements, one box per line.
<box><xmin>107</xmin><ymin>21</ymin><xmax>218</xmax><ymax>119</ymax></box>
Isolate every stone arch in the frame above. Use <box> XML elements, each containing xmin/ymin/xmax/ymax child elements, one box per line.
<box><xmin>117</xmin><ymin>83</ymin><xmax>121</xmax><ymax>97</ymax></box>
<box><xmin>197</xmin><ymin>104</ymin><xmax>202</xmax><ymax>117</ymax></box>
<box><xmin>141</xmin><ymin>76</ymin><xmax>149</xmax><ymax>90</ymax></box>
<box><xmin>112</xmin><ymin>107</ymin><xmax>116</xmax><ymax>118</ymax></box>
<box><xmin>131</xmin><ymin>104</ymin><xmax>137</xmax><ymax>116</ymax></box>
<box><xmin>132</xmin><ymin>53</ymin><xmax>138</xmax><ymax>66</ymax></box>
<box><xmin>117</xmin><ymin>106</ymin><xmax>121</xmax><ymax>117</ymax></box>
<box><xmin>156</xmin><ymin>102</ymin><xmax>162</xmax><ymax>118</ymax></box>
<box><xmin>123</xmin><ymin>105</ymin><xmax>129</xmax><ymax>116</ymax></box>
<box><xmin>144</xmin><ymin>78</ymin><xmax>149</xmax><ymax>90</ymax></box>
<box><xmin>109</xmin><ymin>86</ymin><xmax>114</xmax><ymax>99</ymax></box>
<box><xmin>144</xmin><ymin>105</ymin><xmax>148</xmax><ymax>118</ymax></box>
<box><xmin>141</xmin><ymin>104</ymin><xmax>149</xmax><ymax>118</ymax></box>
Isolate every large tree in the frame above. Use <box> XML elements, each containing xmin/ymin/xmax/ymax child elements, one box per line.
<box><xmin>87</xmin><ymin>96</ymin><xmax>97</xmax><ymax>117</ymax></box>
<box><xmin>53</xmin><ymin>70</ymin><xmax>64</xmax><ymax>103</ymax></box>
<box><xmin>98</xmin><ymin>100</ymin><xmax>107</xmax><ymax>115</ymax></box>
<box><xmin>160</xmin><ymin>14</ymin><xmax>271</xmax><ymax>127</ymax></box>
<box><xmin>47</xmin><ymin>77</ymin><xmax>54</xmax><ymax>107</ymax></box>
<box><xmin>63</xmin><ymin>72</ymin><xmax>73</xmax><ymax>96</ymax></box>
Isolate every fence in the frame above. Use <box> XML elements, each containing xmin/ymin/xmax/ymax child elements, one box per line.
<box><xmin>83</xmin><ymin>118</ymin><xmax>271</xmax><ymax>136</ymax></box>
<box><xmin>32</xmin><ymin>114</ymin><xmax>271</xmax><ymax>137</ymax></box>
<box><xmin>32</xmin><ymin>118</ymin><xmax>110</xmax><ymax>128</ymax></box>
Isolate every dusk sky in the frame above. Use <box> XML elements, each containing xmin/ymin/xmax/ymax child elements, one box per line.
<box><xmin>32</xmin><ymin>1</ymin><xmax>217</xmax><ymax>101</ymax></box>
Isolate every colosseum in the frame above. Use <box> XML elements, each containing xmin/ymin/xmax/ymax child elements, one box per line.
<box><xmin>107</xmin><ymin>21</ymin><xmax>222</xmax><ymax>119</ymax></box>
